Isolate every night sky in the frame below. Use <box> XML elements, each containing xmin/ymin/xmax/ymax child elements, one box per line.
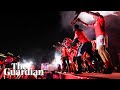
<box><xmin>0</xmin><ymin>11</ymin><xmax>73</xmax><ymax>62</ymax></box>
<box><xmin>0</xmin><ymin>12</ymin><xmax>61</xmax><ymax>48</ymax></box>
<box><xmin>0</xmin><ymin>11</ymin><xmax>120</xmax><ymax>65</ymax></box>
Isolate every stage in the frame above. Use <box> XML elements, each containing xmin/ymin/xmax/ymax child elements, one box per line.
<box><xmin>59</xmin><ymin>72</ymin><xmax>120</xmax><ymax>79</ymax></box>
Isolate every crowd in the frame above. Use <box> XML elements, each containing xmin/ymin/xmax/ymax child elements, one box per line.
<box><xmin>53</xmin><ymin>11</ymin><xmax>113</xmax><ymax>74</ymax></box>
<box><xmin>0</xmin><ymin>11</ymin><xmax>118</xmax><ymax>79</ymax></box>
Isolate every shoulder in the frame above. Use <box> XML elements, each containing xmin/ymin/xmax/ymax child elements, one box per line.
<box><xmin>98</xmin><ymin>15</ymin><xmax>104</xmax><ymax>21</ymax></box>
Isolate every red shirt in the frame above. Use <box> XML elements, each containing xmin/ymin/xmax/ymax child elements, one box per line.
<box><xmin>70</xmin><ymin>49</ymin><xmax>77</xmax><ymax>60</ymax></box>
<box><xmin>0</xmin><ymin>61</ymin><xmax>3</xmax><ymax>64</ymax></box>
<box><xmin>67</xmin><ymin>48</ymin><xmax>73</xmax><ymax>62</ymax></box>
<box><xmin>65</xmin><ymin>38</ymin><xmax>72</xmax><ymax>46</ymax></box>
<box><xmin>5</xmin><ymin>56</ymin><xmax>13</xmax><ymax>63</ymax></box>
<box><xmin>74</xmin><ymin>29</ymin><xmax>89</xmax><ymax>43</ymax></box>
<box><xmin>61</xmin><ymin>47</ymin><xmax>68</xmax><ymax>57</ymax></box>
<box><xmin>94</xmin><ymin>16</ymin><xmax>105</xmax><ymax>37</ymax></box>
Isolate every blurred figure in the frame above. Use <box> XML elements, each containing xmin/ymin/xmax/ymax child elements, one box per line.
<box><xmin>70</xmin><ymin>24</ymin><xmax>95</xmax><ymax>74</ymax></box>
<box><xmin>61</xmin><ymin>41</ymin><xmax>71</xmax><ymax>73</ymax></box>
<box><xmin>57</xmin><ymin>64</ymin><xmax>62</xmax><ymax>72</ymax></box>
<box><xmin>73</xmin><ymin>11</ymin><xmax>113</xmax><ymax>74</ymax></box>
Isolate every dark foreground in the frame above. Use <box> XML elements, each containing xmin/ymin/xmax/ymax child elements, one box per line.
<box><xmin>59</xmin><ymin>72</ymin><xmax>120</xmax><ymax>79</ymax></box>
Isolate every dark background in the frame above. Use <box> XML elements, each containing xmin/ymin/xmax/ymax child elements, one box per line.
<box><xmin>0</xmin><ymin>11</ymin><xmax>72</xmax><ymax>63</ymax></box>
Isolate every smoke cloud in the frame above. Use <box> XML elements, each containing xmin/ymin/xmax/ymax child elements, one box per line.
<box><xmin>47</xmin><ymin>51</ymin><xmax>62</xmax><ymax>71</ymax></box>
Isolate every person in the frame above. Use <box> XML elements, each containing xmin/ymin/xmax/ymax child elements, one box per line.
<box><xmin>70</xmin><ymin>24</ymin><xmax>95</xmax><ymax>74</ymax></box>
<box><xmin>64</xmin><ymin>37</ymin><xmax>76</xmax><ymax>72</ymax></box>
<box><xmin>73</xmin><ymin>11</ymin><xmax>113</xmax><ymax>74</ymax></box>
<box><xmin>57</xmin><ymin>64</ymin><xmax>62</xmax><ymax>72</ymax></box>
<box><xmin>61</xmin><ymin>41</ymin><xmax>71</xmax><ymax>73</ymax></box>
<box><xmin>53</xmin><ymin>42</ymin><xmax>70</xmax><ymax>73</ymax></box>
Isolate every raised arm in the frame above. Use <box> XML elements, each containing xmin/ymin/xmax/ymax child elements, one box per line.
<box><xmin>71</xmin><ymin>11</ymin><xmax>81</xmax><ymax>25</ymax></box>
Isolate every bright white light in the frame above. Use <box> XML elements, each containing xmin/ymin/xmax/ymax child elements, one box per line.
<box><xmin>29</xmin><ymin>61</ymin><xmax>33</xmax><ymax>65</ymax></box>
<box><xmin>92</xmin><ymin>60</ymin><xmax>94</xmax><ymax>64</ymax></box>
<box><xmin>22</xmin><ymin>61</ymin><xmax>33</xmax><ymax>69</ymax></box>
<box><xmin>54</xmin><ymin>52</ymin><xmax>62</xmax><ymax>66</ymax></box>
<box><xmin>47</xmin><ymin>51</ymin><xmax>62</xmax><ymax>71</ymax></box>
<box><xmin>23</xmin><ymin>59</ymin><xmax>26</xmax><ymax>63</ymax></box>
